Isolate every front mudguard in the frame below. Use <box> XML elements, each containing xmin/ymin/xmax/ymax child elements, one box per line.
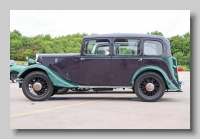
<box><xmin>17</xmin><ymin>64</ymin><xmax>78</xmax><ymax>88</ymax></box>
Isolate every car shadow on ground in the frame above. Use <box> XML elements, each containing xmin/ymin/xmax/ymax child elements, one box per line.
<box><xmin>48</xmin><ymin>96</ymin><xmax>176</xmax><ymax>102</ymax></box>
<box><xmin>49</xmin><ymin>91</ymin><xmax>178</xmax><ymax>102</ymax></box>
<box><xmin>48</xmin><ymin>96</ymin><xmax>141</xmax><ymax>101</ymax></box>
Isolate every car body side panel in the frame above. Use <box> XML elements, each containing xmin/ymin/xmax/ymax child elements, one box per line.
<box><xmin>17</xmin><ymin>64</ymin><xmax>78</xmax><ymax>88</ymax></box>
<box><xmin>78</xmin><ymin>56</ymin><xmax>112</xmax><ymax>86</ymax></box>
<box><xmin>70</xmin><ymin>56</ymin><xmax>81</xmax><ymax>83</ymax></box>
<box><xmin>111</xmin><ymin>56</ymin><xmax>143</xmax><ymax>86</ymax></box>
<box><xmin>142</xmin><ymin>57</ymin><xmax>181</xmax><ymax>86</ymax></box>
<box><xmin>36</xmin><ymin>54</ymin><xmax>83</xmax><ymax>83</ymax></box>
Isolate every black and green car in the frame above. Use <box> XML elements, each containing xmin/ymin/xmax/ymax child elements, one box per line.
<box><xmin>15</xmin><ymin>33</ymin><xmax>183</xmax><ymax>102</ymax></box>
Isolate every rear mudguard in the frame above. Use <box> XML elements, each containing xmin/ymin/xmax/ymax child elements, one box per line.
<box><xmin>17</xmin><ymin>64</ymin><xmax>78</xmax><ymax>88</ymax></box>
<box><xmin>130</xmin><ymin>66</ymin><xmax>182</xmax><ymax>91</ymax></box>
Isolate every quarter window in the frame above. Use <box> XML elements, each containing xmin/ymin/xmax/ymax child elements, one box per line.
<box><xmin>114</xmin><ymin>39</ymin><xmax>141</xmax><ymax>55</ymax></box>
<box><xmin>144</xmin><ymin>40</ymin><xmax>163</xmax><ymax>55</ymax></box>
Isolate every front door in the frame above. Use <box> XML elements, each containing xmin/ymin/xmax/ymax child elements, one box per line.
<box><xmin>78</xmin><ymin>39</ymin><xmax>112</xmax><ymax>86</ymax></box>
<box><xmin>111</xmin><ymin>38</ymin><xmax>143</xmax><ymax>86</ymax></box>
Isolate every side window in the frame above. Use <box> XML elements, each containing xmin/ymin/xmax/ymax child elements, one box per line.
<box><xmin>144</xmin><ymin>40</ymin><xmax>163</xmax><ymax>55</ymax></box>
<box><xmin>114</xmin><ymin>39</ymin><xmax>140</xmax><ymax>55</ymax></box>
<box><xmin>84</xmin><ymin>39</ymin><xmax>110</xmax><ymax>55</ymax></box>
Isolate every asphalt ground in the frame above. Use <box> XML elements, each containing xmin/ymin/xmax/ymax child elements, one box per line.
<box><xmin>10</xmin><ymin>72</ymin><xmax>190</xmax><ymax>129</ymax></box>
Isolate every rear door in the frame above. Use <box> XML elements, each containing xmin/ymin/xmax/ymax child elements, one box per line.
<box><xmin>111</xmin><ymin>38</ymin><xmax>143</xmax><ymax>86</ymax></box>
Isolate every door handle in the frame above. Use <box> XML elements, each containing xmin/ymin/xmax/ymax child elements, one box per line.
<box><xmin>138</xmin><ymin>58</ymin><xmax>142</xmax><ymax>61</ymax></box>
<box><xmin>80</xmin><ymin>57</ymin><xmax>85</xmax><ymax>60</ymax></box>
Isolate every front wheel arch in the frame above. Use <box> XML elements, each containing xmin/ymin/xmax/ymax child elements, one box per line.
<box><xmin>18</xmin><ymin>65</ymin><xmax>78</xmax><ymax>88</ymax></box>
<box><xmin>18</xmin><ymin>68</ymin><xmax>47</xmax><ymax>79</ymax></box>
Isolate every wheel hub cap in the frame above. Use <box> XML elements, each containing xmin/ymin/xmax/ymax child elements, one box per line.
<box><xmin>145</xmin><ymin>83</ymin><xmax>154</xmax><ymax>91</ymax></box>
<box><xmin>33</xmin><ymin>82</ymin><xmax>42</xmax><ymax>91</ymax></box>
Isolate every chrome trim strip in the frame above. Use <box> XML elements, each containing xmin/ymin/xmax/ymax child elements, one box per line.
<box><xmin>78</xmin><ymin>86</ymin><xmax>132</xmax><ymax>88</ymax></box>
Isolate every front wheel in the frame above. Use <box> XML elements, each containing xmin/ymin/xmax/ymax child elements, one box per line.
<box><xmin>22</xmin><ymin>71</ymin><xmax>54</xmax><ymax>101</ymax></box>
<box><xmin>134</xmin><ymin>72</ymin><xmax>165</xmax><ymax>102</ymax></box>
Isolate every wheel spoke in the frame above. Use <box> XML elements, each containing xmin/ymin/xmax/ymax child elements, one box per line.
<box><xmin>27</xmin><ymin>75</ymin><xmax>49</xmax><ymax>97</ymax></box>
<box><xmin>139</xmin><ymin>76</ymin><xmax>160</xmax><ymax>97</ymax></box>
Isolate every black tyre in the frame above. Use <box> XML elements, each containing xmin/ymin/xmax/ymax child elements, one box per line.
<box><xmin>132</xmin><ymin>88</ymin><xmax>135</xmax><ymax>93</ymax></box>
<box><xmin>134</xmin><ymin>72</ymin><xmax>165</xmax><ymax>102</ymax></box>
<box><xmin>10</xmin><ymin>72</ymin><xmax>19</xmax><ymax>83</ymax></box>
<box><xmin>57</xmin><ymin>88</ymin><xmax>69</xmax><ymax>94</ymax></box>
<box><xmin>22</xmin><ymin>71</ymin><xmax>54</xmax><ymax>101</ymax></box>
<box><xmin>51</xmin><ymin>88</ymin><xmax>69</xmax><ymax>96</ymax></box>
<box><xmin>51</xmin><ymin>89</ymin><xmax>58</xmax><ymax>96</ymax></box>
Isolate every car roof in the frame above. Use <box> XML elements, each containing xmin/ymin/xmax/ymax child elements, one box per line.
<box><xmin>83</xmin><ymin>33</ymin><xmax>166</xmax><ymax>39</ymax></box>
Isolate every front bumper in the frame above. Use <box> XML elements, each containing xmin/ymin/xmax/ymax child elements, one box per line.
<box><xmin>14</xmin><ymin>78</ymin><xmax>23</xmax><ymax>88</ymax></box>
<box><xmin>14</xmin><ymin>78</ymin><xmax>23</xmax><ymax>83</ymax></box>
<box><xmin>179</xmin><ymin>81</ymin><xmax>185</xmax><ymax>85</ymax></box>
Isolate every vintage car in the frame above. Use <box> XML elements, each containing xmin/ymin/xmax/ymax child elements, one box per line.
<box><xmin>10</xmin><ymin>60</ymin><xmax>16</xmax><ymax>67</ymax></box>
<box><xmin>16</xmin><ymin>33</ymin><xmax>183</xmax><ymax>102</ymax></box>
<box><xmin>10</xmin><ymin>65</ymin><xmax>26</xmax><ymax>83</ymax></box>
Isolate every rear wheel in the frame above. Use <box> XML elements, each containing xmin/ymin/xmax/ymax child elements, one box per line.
<box><xmin>134</xmin><ymin>72</ymin><xmax>165</xmax><ymax>102</ymax></box>
<box><xmin>22</xmin><ymin>71</ymin><xmax>54</xmax><ymax>101</ymax></box>
<box><xmin>10</xmin><ymin>72</ymin><xmax>19</xmax><ymax>83</ymax></box>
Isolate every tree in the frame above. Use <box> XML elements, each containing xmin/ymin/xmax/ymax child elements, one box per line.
<box><xmin>24</xmin><ymin>49</ymin><xmax>33</xmax><ymax>58</ymax></box>
<box><xmin>147</xmin><ymin>30</ymin><xmax>163</xmax><ymax>36</ymax></box>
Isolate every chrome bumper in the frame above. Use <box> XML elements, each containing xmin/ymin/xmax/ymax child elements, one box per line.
<box><xmin>179</xmin><ymin>81</ymin><xmax>185</xmax><ymax>85</ymax></box>
<box><xmin>14</xmin><ymin>78</ymin><xmax>23</xmax><ymax>83</ymax></box>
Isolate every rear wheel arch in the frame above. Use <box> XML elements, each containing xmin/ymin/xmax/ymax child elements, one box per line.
<box><xmin>133</xmin><ymin>69</ymin><xmax>168</xmax><ymax>90</ymax></box>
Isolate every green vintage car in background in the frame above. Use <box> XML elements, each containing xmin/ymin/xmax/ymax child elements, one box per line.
<box><xmin>10</xmin><ymin>65</ymin><xmax>26</xmax><ymax>83</ymax></box>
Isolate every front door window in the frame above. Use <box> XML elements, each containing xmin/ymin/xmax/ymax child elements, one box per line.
<box><xmin>84</xmin><ymin>39</ymin><xmax>110</xmax><ymax>55</ymax></box>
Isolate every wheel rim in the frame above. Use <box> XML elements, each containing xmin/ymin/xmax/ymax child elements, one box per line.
<box><xmin>139</xmin><ymin>76</ymin><xmax>161</xmax><ymax>98</ymax></box>
<box><xmin>27</xmin><ymin>76</ymin><xmax>49</xmax><ymax>97</ymax></box>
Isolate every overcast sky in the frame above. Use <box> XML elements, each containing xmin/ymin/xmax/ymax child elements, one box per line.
<box><xmin>10</xmin><ymin>10</ymin><xmax>190</xmax><ymax>38</ymax></box>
